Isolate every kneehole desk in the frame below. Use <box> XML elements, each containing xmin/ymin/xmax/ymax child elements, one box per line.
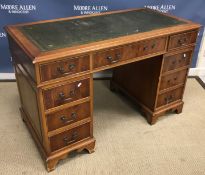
<box><xmin>5</xmin><ymin>8</ymin><xmax>200</xmax><ymax>171</ymax></box>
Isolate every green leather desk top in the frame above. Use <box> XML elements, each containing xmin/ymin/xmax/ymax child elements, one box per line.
<box><xmin>19</xmin><ymin>9</ymin><xmax>186</xmax><ymax>51</ymax></box>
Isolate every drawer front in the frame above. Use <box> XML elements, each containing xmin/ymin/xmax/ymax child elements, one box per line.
<box><xmin>43</xmin><ymin>78</ymin><xmax>90</xmax><ymax>110</ymax></box>
<box><xmin>50</xmin><ymin>123</ymin><xmax>90</xmax><ymax>152</ymax></box>
<box><xmin>168</xmin><ymin>31</ymin><xmax>197</xmax><ymax>50</ymax></box>
<box><xmin>157</xmin><ymin>87</ymin><xmax>184</xmax><ymax>108</ymax></box>
<box><xmin>40</xmin><ymin>55</ymin><xmax>90</xmax><ymax>82</ymax></box>
<box><xmin>162</xmin><ymin>49</ymin><xmax>193</xmax><ymax>73</ymax></box>
<box><xmin>93</xmin><ymin>37</ymin><xmax>166</xmax><ymax>69</ymax></box>
<box><xmin>160</xmin><ymin>69</ymin><xmax>187</xmax><ymax>91</ymax></box>
<box><xmin>47</xmin><ymin>102</ymin><xmax>90</xmax><ymax>131</ymax></box>
<box><xmin>138</xmin><ymin>37</ymin><xmax>167</xmax><ymax>57</ymax></box>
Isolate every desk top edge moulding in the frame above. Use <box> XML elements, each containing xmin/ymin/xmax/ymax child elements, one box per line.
<box><xmin>5</xmin><ymin>8</ymin><xmax>201</xmax><ymax>171</ymax></box>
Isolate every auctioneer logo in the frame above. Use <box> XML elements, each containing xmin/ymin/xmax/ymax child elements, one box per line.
<box><xmin>0</xmin><ymin>32</ymin><xmax>6</xmax><ymax>38</ymax></box>
<box><xmin>74</xmin><ymin>5</ymin><xmax>108</xmax><ymax>15</ymax></box>
<box><xmin>145</xmin><ymin>4</ymin><xmax>176</xmax><ymax>13</ymax></box>
<box><xmin>0</xmin><ymin>4</ymin><xmax>36</xmax><ymax>14</ymax></box>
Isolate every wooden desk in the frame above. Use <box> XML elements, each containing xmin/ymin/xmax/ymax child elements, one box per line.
<box><xmin>5</xmin><ymin>8</ymin><xmax>200</xmax><ymax>171</ymax></box>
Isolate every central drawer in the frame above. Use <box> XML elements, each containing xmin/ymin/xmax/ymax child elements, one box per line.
<box><xmin>93</xmin><ymin>37</ymin><xmax>166</xmax><ymax>69</ymax></box>
<box><xmin>50</xmin><ymin>123</ymin><xmax>91</xmax><ymax>152</ymax></box>
<box><xmin>43</xmin><ymin>78</ymin><xmax>90</xmax><ymax>110</ymax></box>
<box><xmin>137</xmin><ymin>36</ymin><xmax>166</xmax><ymax>56</ymax></box>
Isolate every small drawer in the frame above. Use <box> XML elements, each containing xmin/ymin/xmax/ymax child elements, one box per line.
<box><xmin>46</xmin><ymin>102</ymin><xmax>90</xmax><ymax>132</ymax></box>
<box><xmin>50</xmin><ymin>123</ymin><xmax>90</xmax><ymax>152</ymax></box>
<box><xmin>162</xmin><ymin>49</ymin><xmax>193</xmax><ymax>73</ymax></box>
<box><xmin>43</xmin><ymin>78</ymin><xmax>90</xmax><ymax>110</ymax></box>
<box><xmin>138</xmin><ymin>37</ymin><xmax>167</xmax><ymax>57</ymax></box>
<box><xmin>93</xmin><ymin>46</ymin><xmax>124</xmax><ymax>69</ymax></box>
<box><xmin>160</xmin><ymin>69</ymin><xmax>187</xmax><ymax>91</ymax></box>
<box><xmin>168</xmin><ymin>31</ymin><xmax>198</xmax><ymax>50</ymax></box>
<box><xmin>40</xmin><ymin>55</ymin><xmax>90</xmax><ymax>82</ymax></box>
<box><xmin>156</xmin><ymin>87</ymin><xmax>184</xmax><ymax>108</ymax></box>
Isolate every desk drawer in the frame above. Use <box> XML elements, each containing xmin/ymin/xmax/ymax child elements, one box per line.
<box><xmin>156</xmin><ymin>87</ymin><xmax>183</xmax><ymax>108</ymax></box>
<box><xmin>93</xmin><ymin>37</ymin><xmax>166</xmax><ymax>69</ymax></box>
<box><xmin>160</xmin><ymin>69</ymin><xmax>187</xmax><ymax>91</ymax></box>
<box><xmin>168</xmin><ymin>31</ymin><xmax>197</xmax><ymax>50</ymax></box>
<box><xmin>46</xmin><ymin>102</ymin><xmax>90</xmax><ymax>132</ymax></box>
<box><xmin>43</xmin><ymin>78</ymin><xmax>90</xmax><ymax>110</ymax></box>
<box><xmin>50</xmin><ymin>123</ymin><xmax>90</xmax><ymax>152</ymax></box>
<box><xmin>138</xmin><ymin>37</ymin><xmax>166</xmax><ymax>56</ymax></box>
<box><xmin>40</xmin><ymin>55</ymin><xmax>90</xmax><ymax>82</ymax></box>
<box><xmin>162</xmin><ymin>49</ymin><xmax>193</xmax><ymax>73</ymax></box>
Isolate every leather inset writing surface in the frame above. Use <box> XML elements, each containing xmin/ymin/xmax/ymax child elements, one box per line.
<box><xmin>19</xmin><ymin>9</ymin><xmax>186</xmax><ymax>51</ymax></box>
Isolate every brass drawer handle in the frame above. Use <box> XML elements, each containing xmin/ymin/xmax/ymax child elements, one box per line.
<box><xmin>63</xmin><ymin>131</ymin><xmax>78</xmax><ymax>145</ymax></box>
<box><xmin>69</xmin><ymin>63</ymin><xmax>76</xmax><ymax>70</ymax></box>
<box><xmin>143</xmin><ymin>46</ymin><xmax>148</xmax><ymax>51</ymax></box>
<box><xmin>70</xmin><ymin>89</ymin><xmax>76</xmax><ymax>96</ymax></box>
<box><xmin>71</xmin><ymin>112</ymin><xmax>77</xmax><ymax>119</ymax></box>
<box><xmin>151</xmin><ymin>43</ymin><xmax>156</xmax><ymax>49</ymax></box>
<box><xmin>57</xmin><ymin>67</ymin><xmax>72</xmax><ymax>75</ymax></box>
<box><xmin>59</xmin><ymin>92</ymin><xmax>65</xmax><ymax>99</ymax></box>
<box><xmin>57</xmin><ymin>67</ymin><xmax>65</xmax><ymax>74</ymax></box>
<box><xmin>58</xmin><ymin>89</ymin><xmax>77</xmax><ymax>102</ymax></box>
<box><xmin>172</xmin><ymin>60</ymin><xmax>176</xmax><ymax>65</ymax></box>
<box><xmin>178</xmin><ymin>39</ymin><xmax>182</xmax><ymax>45</ymax></box>
<box><xmin>106</xmin><ymin>53</ymin><xmax>121</xmax><ymax>64</ymax></box>
<box><xmin>116</xmin><ymin>53</ymin><xmax>121</xmax><ymax>59</ymax></box>
<box><xmin>58</xmin><ymin>82</ymin><xmax>82</xmax><ymax>102</ymax></box>
<box><xmin>57</xmin><ymin>63</ymin><xmax>76</xmax><ymax>75</ymax></box>
<box><xmin>167</xmin><ymin>77</ymin><xmax>177</xmax><ymax>84</ymax></box>
<box><xmin>60</xmin><ymin>112</ymin><xmax>77</xmax><ymax>124</ymax></box>
<box><xmin>58</xmin><ymin>92</ymin><xmax>74</xmax><ymax>102</ymax></box>
<box><xmin>178</xmin><ymin>38</ymin><xmax>187</xmax><ymax>45</ymax></box>
<box><xmin>164</xmin><ymin>95</ymin><xmax>174</xmax><ymax>104</ymax></box>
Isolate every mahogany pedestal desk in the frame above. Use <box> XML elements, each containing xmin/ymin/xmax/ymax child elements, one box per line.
<box><xmin>5</xmin><ymin>8</ymin><xmax>200</xmax><ymax>171</ymax></box>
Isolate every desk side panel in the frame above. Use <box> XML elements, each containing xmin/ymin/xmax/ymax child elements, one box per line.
<box><xmin>14</xmin><ymin>66</ymin><xmax>43</xmax><ymax>145</ymax></box>
<box><xmin>7</xmin><ymin>34</ymin><xmax>36</xmax><ymax>82</ymax></box>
